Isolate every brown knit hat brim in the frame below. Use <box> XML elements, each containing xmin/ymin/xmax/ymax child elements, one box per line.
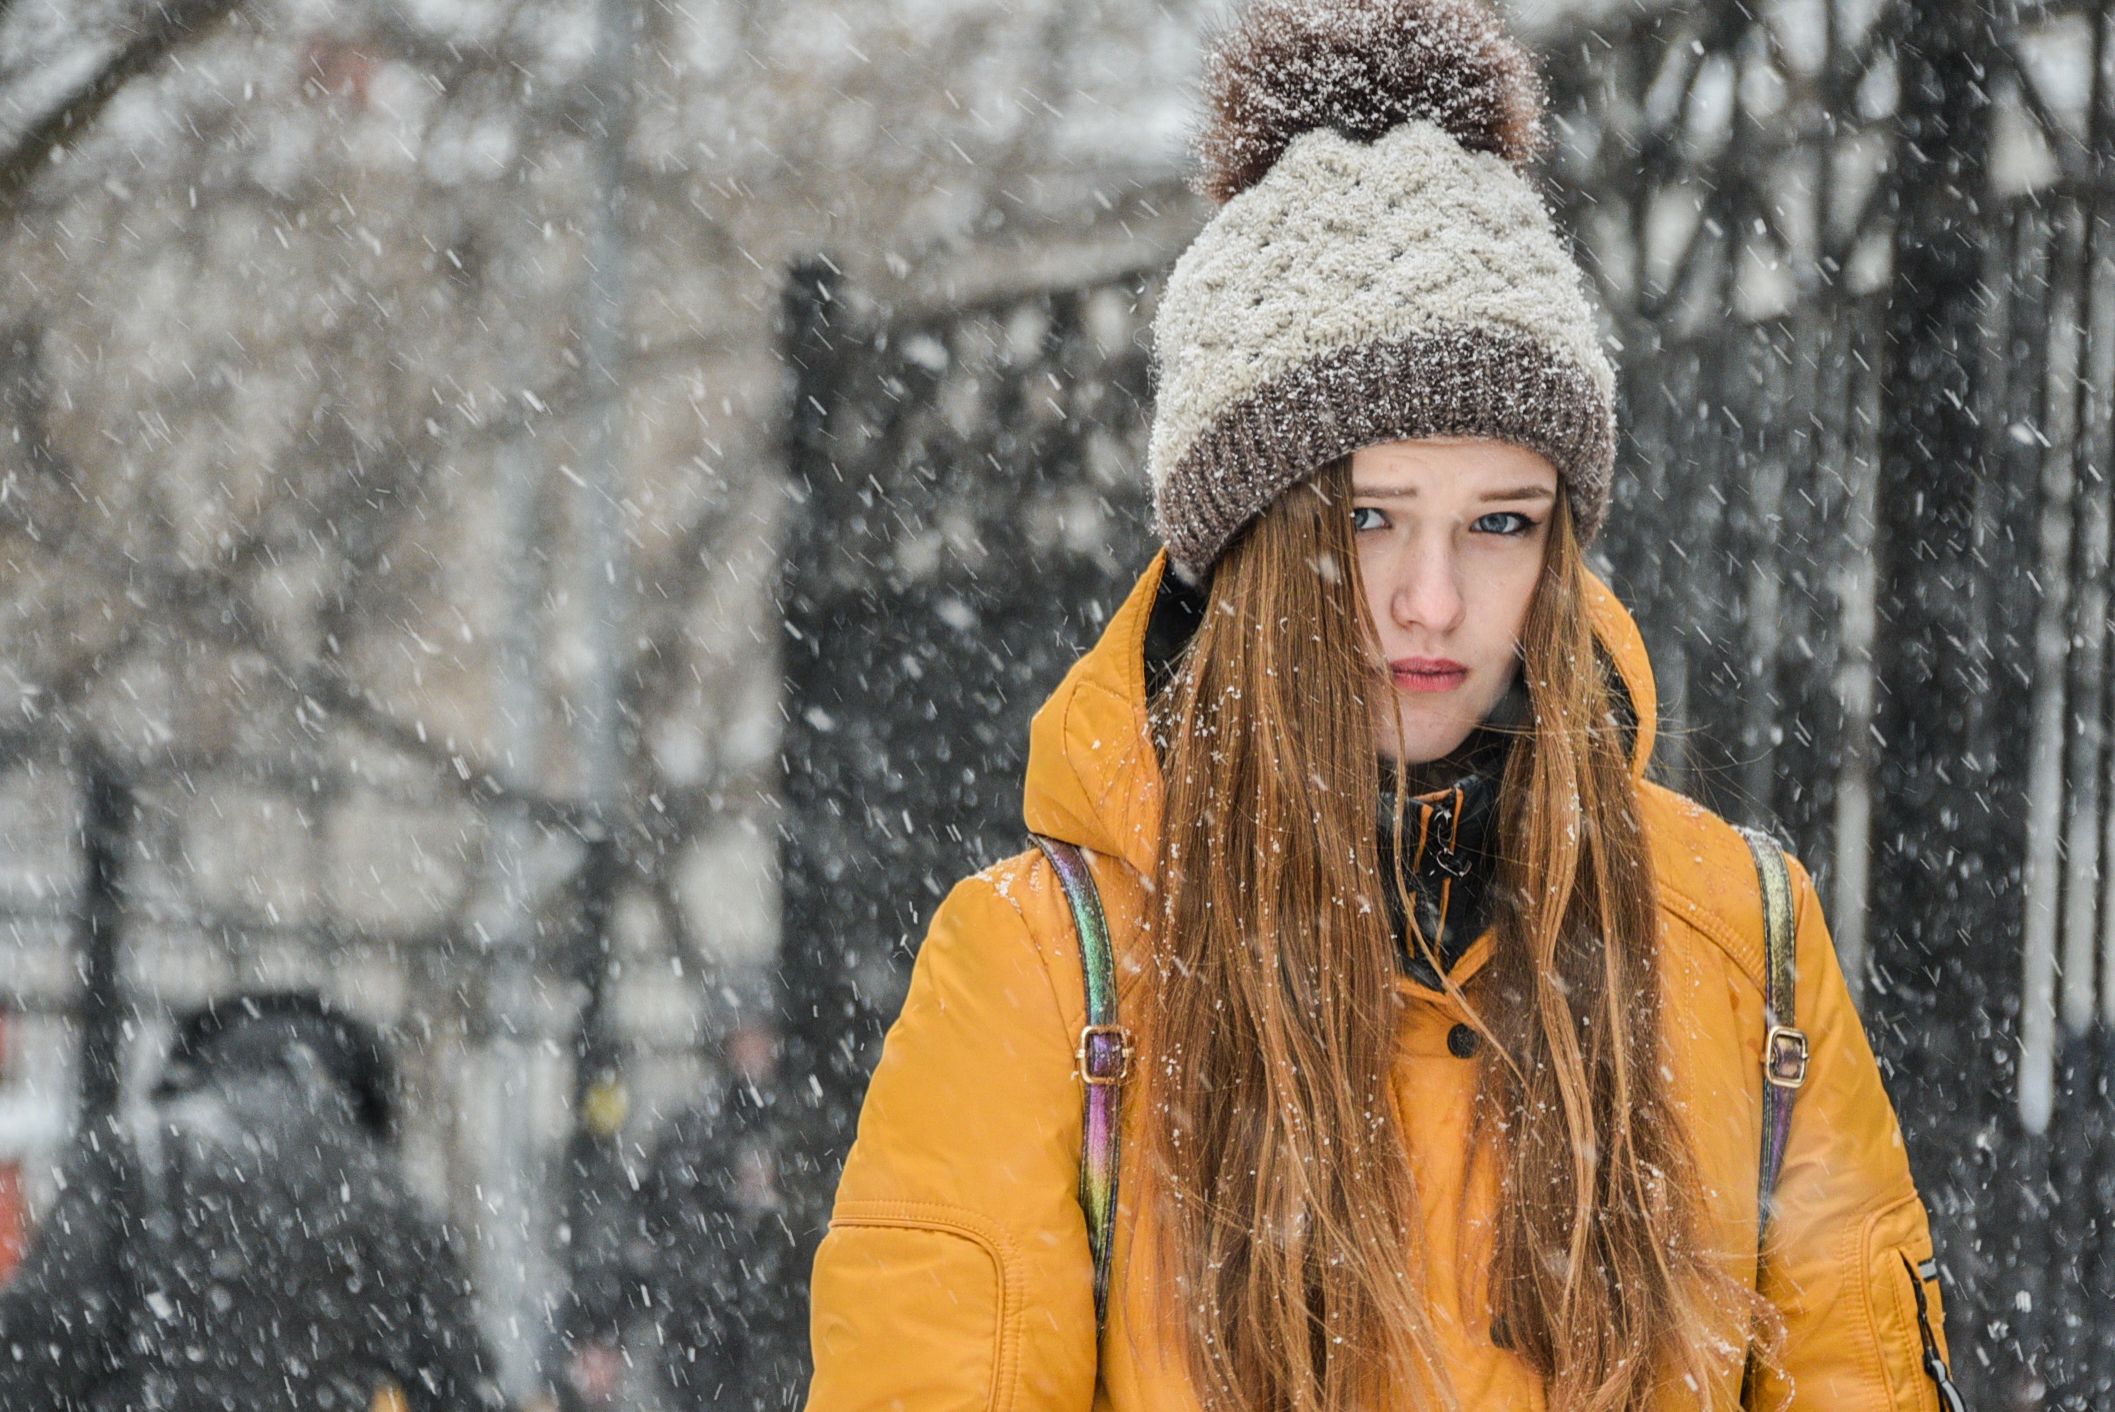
<box><xmin>1153</xmin><ymin>319</ymin><xmax>1616</xmax><ymax>582</ymax></box>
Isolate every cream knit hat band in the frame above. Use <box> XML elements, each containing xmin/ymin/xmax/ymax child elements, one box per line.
<box><xmin>1147</xmin><ymin>9</ymin><xmax>1620</xmax><ymax>584</ymax></box>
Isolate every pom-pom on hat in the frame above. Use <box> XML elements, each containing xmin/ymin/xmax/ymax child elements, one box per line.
<box><xmin>1147</xmin><ymin>0</ymin><xmax>1619</xmax><ymax>583</ymax></box>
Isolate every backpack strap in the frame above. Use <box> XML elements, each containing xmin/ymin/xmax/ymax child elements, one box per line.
<box><xmin>1734</xmin><ymin>824</ymin><xmax>1807</xmax><ymax>1408</ymax></box>
<box><xmin>1030</xmin><ymin>833</ymin><xmax>1132</xmax><ymax>1336</ymax></box>
<box><xmin>1735</xmin><ymin>824</ymin><xmax>1807</xmax><ymax>1239</ymax></box>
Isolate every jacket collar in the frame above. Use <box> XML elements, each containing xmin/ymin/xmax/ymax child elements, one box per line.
<box><xmin>1022</xmin><ymin>547</ymin><xmax>1659</xmax><ymax>887</ymax></box>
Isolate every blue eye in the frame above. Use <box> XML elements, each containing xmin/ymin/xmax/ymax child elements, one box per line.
<box><xmin>1351</xmin><ymin>507</ymin><xmax>1540</xmax><ymax>535</ymax></box>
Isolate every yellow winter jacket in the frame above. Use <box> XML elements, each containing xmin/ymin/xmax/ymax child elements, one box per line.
<box><xmin>804</xmin><ymin>548</ymin><xmax>1956</xmax><ymax>1410</ymax></box>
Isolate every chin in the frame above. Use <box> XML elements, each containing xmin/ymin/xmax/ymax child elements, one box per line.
<box><xmin>1375</xmin><ymin>684</ymin><xmax>1495</xmax><ymax>761</ymax></box>
<box><xmin>1376</xmin><ymin>720</ymin><xmax>1477</xmax><ymax>765</ymax></box>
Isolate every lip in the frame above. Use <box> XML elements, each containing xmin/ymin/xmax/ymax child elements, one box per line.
<box><xmin>1389</xmin><ymin>657</ymin><xmax>1468</xmax><ymax>693</ymax></box>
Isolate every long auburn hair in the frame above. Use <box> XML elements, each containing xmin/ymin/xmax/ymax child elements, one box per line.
<box><xmin>1139</xmin><ymin>456</ymin><xmax>1778</xmax><ymax>1411</ymax></box>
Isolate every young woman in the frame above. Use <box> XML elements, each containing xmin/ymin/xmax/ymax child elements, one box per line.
<box><xmin>802</xmin><ymin>2</ymin><xmax>1959</xmax><ymax>1409</ymax></box>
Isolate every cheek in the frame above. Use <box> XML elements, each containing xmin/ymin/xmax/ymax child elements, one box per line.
<box><xmin>1469</xmin><ymin>561</ymin><xmax>1539</xmax><ymax>661</ymax></box>
<box><xmin>1355</xmin><ymin>540</ymin><xmax>1393</xmax><ymax>632</ymax></box>
<box><xmin>1507</xmin><ymin>566</ymin><xmax>1540</xmax><ymax>635</ymax></box>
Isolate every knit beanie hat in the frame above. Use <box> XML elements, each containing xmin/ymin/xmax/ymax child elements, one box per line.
<box><xmin>1148</xmin><ymin>0</ymin><xmax>1619</xmax><ymax>584</ymax></box>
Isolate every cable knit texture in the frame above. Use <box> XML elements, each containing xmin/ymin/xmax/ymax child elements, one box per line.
<box><xmin>1146</xmin><ymin>0</ymin><xmax>1622</xmax><ymax>583</ymax></box>
<box><xmin>1149</xmin><ymin>120</ymin><xmax>1618</xmax><ymax>579</ymax></box>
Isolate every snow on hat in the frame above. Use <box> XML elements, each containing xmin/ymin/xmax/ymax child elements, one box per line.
<box><xmin>1147</xmin><ymin>0</ymin><xmax>1619</xmax><ymax>583</ymax></box>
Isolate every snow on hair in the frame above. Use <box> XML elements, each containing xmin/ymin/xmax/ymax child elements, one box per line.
<box><xmin>1192</xmin><ymin>0</ymin><xmax>1552</xmax><ymax>205</ymax></box>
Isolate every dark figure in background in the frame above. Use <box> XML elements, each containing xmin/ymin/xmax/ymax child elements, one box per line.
<box><xmin>0</xmin><ymin>989</ymin><xmax>506</xmax><ymax>1412</ymax></box>
<box><xmin>637</xmin><ymin>1083</ymin><xmax>803</xmax><ymax>1405</ymax></box>
<box><xmin>568</xmin><ymin>1025</ymin><xmax>802</xmax><ymax>1411</ymax></box>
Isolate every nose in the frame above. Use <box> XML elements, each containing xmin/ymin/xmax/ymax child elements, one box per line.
<box><xmin>1388</xmin><ymin>539</ymin><xmax>1465</xmax><ymax>636</ymax></box>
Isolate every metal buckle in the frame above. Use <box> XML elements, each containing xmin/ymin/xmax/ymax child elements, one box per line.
<box><xmin>1076</xmin><ymin>1024</ymin><xmax>1133</xmax><ymax>1087</ymax></box>
<box><xmin>1763</xmin><ymin>1024</ymin><xmax>1809</xmax><ymax>1089</ymax></box>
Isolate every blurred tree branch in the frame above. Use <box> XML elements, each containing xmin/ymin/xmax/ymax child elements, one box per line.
<box><xmin>0</xmin><ymin>0</ymin><xmax>249</xmax><ymax>214</ymax></box>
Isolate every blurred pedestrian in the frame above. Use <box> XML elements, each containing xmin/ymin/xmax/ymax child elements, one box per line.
<box><xmin>629</xmin><ymin>1024</ymin><xmax>803</xmax><ymax>1411</ymax></box>
<box><xmin>0</xmin><ymin>988</ymin><xmax>506</xmax><ymax>1412</ymax></box>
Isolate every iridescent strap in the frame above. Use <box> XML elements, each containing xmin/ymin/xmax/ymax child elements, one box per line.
<box><xmin>1736</xmin><ymin>824</ymin><xmax>1806</xmax><ymax>1239</ymax></box>
<box><xmin>1030</xmin><ymin>832</ymin><xmax>1131</xmax><ymax>1336</ymax></box>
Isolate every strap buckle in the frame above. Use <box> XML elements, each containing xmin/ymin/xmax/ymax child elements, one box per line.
<box><xmin>1763</xmin><ymin>1024</ymin><xmax>1809</xmax><ymax>1089</ymax></box>
<box><xmin>1076</xmin><ymin>1024</ymin><xmax>1133</xmax><ymax>1087</ymax></box>
<box><xmin>1901</xmin><ymin>1252</ymin><xmax>1966</xmax><ymax>1412</ymax></box>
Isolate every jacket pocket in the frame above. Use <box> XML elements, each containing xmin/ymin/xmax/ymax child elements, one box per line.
<box><xmin>805</xmin><ymin>1202</ymin><xmax>1020</xmax><ymax>1412</ymax></box>
<box><xmin>1861</xmin><ymin>1192</ymin><xmax>1963</xmax><ymax>1412</ymax></box>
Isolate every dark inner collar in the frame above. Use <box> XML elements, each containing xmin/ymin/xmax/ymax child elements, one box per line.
<box><xmin>1377</xmin><ymin>674</ymin><xmax>1524</xmax><ymax>988</ymax></box>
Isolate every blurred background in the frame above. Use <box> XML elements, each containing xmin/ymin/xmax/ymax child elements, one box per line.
<box><xmin>0</xmin><ymin>0</ymin><xmax>2110</xmax><ymax>1407</ymax></box>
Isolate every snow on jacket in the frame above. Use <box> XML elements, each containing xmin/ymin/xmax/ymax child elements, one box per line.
<box><xmin>803</xmin><ymin>547</ymin><xmax>1957</xmax><ymax>1410</ymax></box>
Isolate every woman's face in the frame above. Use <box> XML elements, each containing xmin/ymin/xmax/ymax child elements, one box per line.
<box><xmin>1348</xmin><ymin>436</ymin><xmax>1557</xmax><ymax>763</ymax></box>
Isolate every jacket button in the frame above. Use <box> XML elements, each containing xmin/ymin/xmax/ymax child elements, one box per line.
<box><xmin>1446</xmin><ymin>1023</ymin><xmax>1480</xmax><ymax>1059</ymax></box>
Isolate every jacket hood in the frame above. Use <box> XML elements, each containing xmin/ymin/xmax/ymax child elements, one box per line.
<box><xmin>1022</xmin><ymin>547</ymin><xmax>1659</xmax><ymax>877</ymax></box>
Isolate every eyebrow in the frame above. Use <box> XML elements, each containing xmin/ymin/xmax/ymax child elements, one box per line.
<box><xmin>1351</xmin><ymin>483</ymin><xmax>1558</xmax><ymax>503</ymax></box>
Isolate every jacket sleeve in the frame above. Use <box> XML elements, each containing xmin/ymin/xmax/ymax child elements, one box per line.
<box><xmin>802</xmin><ymin>869</ymin><xmax>1098</xmax><ymax>1411</ymax></box>
<box><xmin>1746</xmin><ymin>853</ymin><xmax>1961</xmax><ymax>1412</ymax></box>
